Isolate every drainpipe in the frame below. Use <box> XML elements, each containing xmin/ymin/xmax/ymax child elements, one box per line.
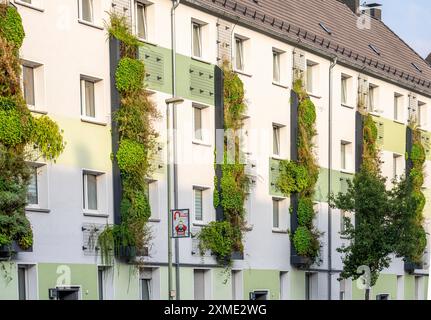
<box><xmin>166</xmin><ymin>0</ymin><xmax>183</xmax><ymax>300</ymax></box>
<box><xmin>328</xmin><ymin>56</ymin><xmax>338</xmax><ymax>300</ymax></box>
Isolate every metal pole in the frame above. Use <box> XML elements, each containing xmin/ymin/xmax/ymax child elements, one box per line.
<box><xmin>328</xmin><ymin>56</ymin><xmax>338</xmax><ymax>300</ymax></box>
<box><xmin>166</xmin><ymin>101</ymin><xmax>173</xmax><ymax>300</ymax></box>
<box><xmin>170</xmin><ymin>0</ymin><xmax>181</xmax><ymax>301</ymax></box>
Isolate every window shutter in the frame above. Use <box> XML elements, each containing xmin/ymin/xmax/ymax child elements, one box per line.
<box><xmin>357</xmin><ymin>75</ymin><xmax>369</xmax><ymax>111</ymax></box>
<box><xmin>292</xmin><ymin>50</ymin><xmax>305</xmax><ymax>82</ymax></box>
<box><xmin>408</xmin><ymin>93</ymin><xmax>418</xmax><ymax>124</ymax></box>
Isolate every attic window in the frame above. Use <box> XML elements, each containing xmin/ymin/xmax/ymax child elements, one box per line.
<box><xmin>319</xmin><ymin>22</ymin><xmax>332</xmax><ymax>35</ymax></box>
<box><xmin>411</xmin><ymin>63</ymin><xmax>423</xmax><ymax>73</ymax></box>
<box><xmin>369</xmin><ymin>44</ymin><xmax>381</xmax><ymax>56</ymax></box>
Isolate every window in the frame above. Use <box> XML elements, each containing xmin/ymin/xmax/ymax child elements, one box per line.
<box><xmin>305</xmin><ymin>272</ymin><xmax>317</xmax><ymax>300</ymax></box>
<box><xmin>17</xmin><ymin>265</ymin><xmax>37</xmax><ymax>300</ymax></box>
<box><xmin>306</xmin><ymin>61</ymin><xmax>318</xmax><ymax>94</ymax></box>
<box><xmin>340</xmin><ymin>210</ymin><xmax>347</xmax><ymax>233</ymax></box>
<box><xmin>393</xmin><ymin>154</ymin><xmax>402</xmax><ymax>180</ymax></box>
<box><xmin>98</xmin><ymin>267</ymin><xmax>105</xmax><ymax>300</ymax></box>
<box><xmin>27</xmin><ymin>167</ymin><xmax>38</xmax><ymax>205</ymax></box>
<box><xmin>418</xmin><ymin>101</ymin><xmax>426</xmax><ymax>128</ymax></box>
<box><xmin>22</xmin><ymin>66</ymin><xmax>35</xmax><ymax>106</ymax></box>
<box><xmin>280</xmin><ymin>271</ymin><xmax>288</xmax><ymax>300</ymax></box>
<box><xmin>83</xmin><ymin>172</ymin><xmax>98</xmax><ymax>211</ymax></box>
<box><xmin>18</xmin><ymin>266</ymin><xmax>27</xmax><ymax>300</ymax></box>
<box><xmin>194</xmin><ymin>189</ymin><xmax>203</xmax><ymax>222</ymax></box>
<box><xmin>192</xmin><ymin>22</ymin><xmax>202</xmax><ymax>58</ymax></box>
<box><xmin>339</xmin><ymin>279</ymin><xmax>346</xmax><ymax>300</ymax></box>
<box><xmin>273</xmin><ymin>50</ymin><xmax>281</xmax><ymax>83</ymax></box>
<box><xmin>194</xmin><ymin>269</ymin><xmax>208</xmax><ymax>300</ymax></box>
<box><xmin>273</xmin><ymin>125</ymin><xmax>281</xmax><ymax>156</ymax></box>
<box><xmin>231</xmin><ymin>270</ymin><xmax>243</xmax><ymax>300</ymax></box>
<box><xmin>193</xmin><ymin>106</ymin><xmax>202</xmax><ymax>140</ymax></box>
<box><xmin>369</xmin><ymin>84</ymin><xmax>378</xmax><ymax>113</ymax></box>
<box><xmin>135</xmin><ymin>1</ymin><xmax>148</xmax><ymax>40</ymax></box>
<box><xmin>340</xmin><ymin>141</ymin><xmax>351</xmax><ymax>171</ymax></box>
<box><xmin>235</xmin><ymin>36</ymin><xmax>244</xmax><ymax>71</ymax></box>
<box><xmin>341</xmin><ymin>74</ymin><xmax>351</xmax><ymax>105</ymax></box>
<box><xmin>79</xmin><ymin>0</ymin><xmax>94</xmax><ymax>23</ymax></box>
<box><xmin>80</xmin><ymin>79</ymin><xmax>95</xmax><ymax>118</ymax></box>
<box><xmin>394</xmin><ymin>93</ymin><xmax>403</xmax><ymax>122</ymax></box>
<box><xmin>397</xmin><ymin>275</ymin><xmax>404</xmax><ymax>300</ymax></box>
<box><xmin>272</xmin><ymin>198</ymin><xmax>280</xmax><ymax>229</ymax></box>
<box><xmin>140</xmin><ymin>269</ymin><xmax>153</xmax><ymax>300</ymax></box>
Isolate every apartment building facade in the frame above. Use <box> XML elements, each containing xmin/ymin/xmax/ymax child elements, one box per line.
<box><xmin>0</xmin><ymin>0</ymin><xmax>430</xmax><ymax>300</ymax></box>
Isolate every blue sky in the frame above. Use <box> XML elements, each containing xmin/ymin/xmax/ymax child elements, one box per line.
<box><xmin>378</xmin><ymin>0</ymin><xmax>431</xmax><ymax>58</ymax></box>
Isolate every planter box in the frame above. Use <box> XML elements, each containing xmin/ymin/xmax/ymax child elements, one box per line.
<box><xmin>291</xmin><ymin>255</ymin><xmax>312</xmax><ymax>269</ymax></box>
<box><xmin>404</xmin><ymin>261</ymin><xmax>423</xmax><ymax>274</ymax></box>
<box><xmin>231</xmin><ymin>251</ymin><xmax>244</xmax><ymax>260</ymax></box>
<box><xmin>0</xmin><ymin>241</ymin><xmax>32</xmax><ymax>260</ymax></box>
<box><xmin>117</xmin><ymin>246</ymin><xmax>149</xmax><ymax>263</ymax></box>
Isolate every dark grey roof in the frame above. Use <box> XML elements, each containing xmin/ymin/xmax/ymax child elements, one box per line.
<box><xmin>183</xmin><ymin>0</ymin><xmax>431</xmax><ymax>96</ymax></box>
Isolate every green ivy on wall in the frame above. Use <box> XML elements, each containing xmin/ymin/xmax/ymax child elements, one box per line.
<box><xmin>98</xmin><ymin>13</ymin><xmax>159</xmax><ymax>264</ymax></box>
<box><xmin>276</xmin><ymin>79</ymin><xmax>321</xmax><ymax>264</ymax></box>
<box><xmin>0</xmin><ymin>4</ymin><xmax>64</xmax><ymax>253</ymax></box>
<box><xmin>198</xmin><ymin>61</ymin><xmax>250</xmax><ymax>266</ymax></box>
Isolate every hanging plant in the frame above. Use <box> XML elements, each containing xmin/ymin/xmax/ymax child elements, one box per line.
<box><xmin>276</xmin><ymin>78</ymin><xmax>321</xmax><ymax>263</ymax></box>
<box><xmin>198</xmin><ymin>61</ymin><xmax>250</xmax><ymax>267</ymax></box>
<box><xmin>98</xmin><ymin>12</ymin><xmax>158</xmax><ymax>264</ymax></box>
<box><xmin>0</xmin><ymin>4</ymin><xmax>64</xmax><ymax>254</ymax></box>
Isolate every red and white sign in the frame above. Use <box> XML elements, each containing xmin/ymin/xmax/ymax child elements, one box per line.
<box><xmin>171</xmin><ymin>209</ymin><xmax>190</xmax><ymax>238</ymax></box>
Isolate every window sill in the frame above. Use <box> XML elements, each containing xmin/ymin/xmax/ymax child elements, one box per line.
<box><xmin>340</xmin><ymin>169</ymin><xmax>354</xmax><ymax>175</ymax></box>
<box><xmin>81</xmin><ymin>117</ymin><xmax>108</xmax><ymax>126</ymax></box>
<box><xmin>191</xmin><ymin>56</ymin><xmax>212</xmax><ymax>65</ymax></box>
<box><xmin>234</xmin><ymin>69</ymin><xmax>252</xmax><ymax>78</ymax></box>
<box><xmin>15</xmin><ymin>1</ymin><xmax>44</xmax><ymax>12</ymax></box>
<box><xmin>138</xmin><ymin>38</ymin><xmax>158</xmax><ymax>47</ymax></box>
<box><xmin>271</xmin><ymin>155</ymin><xmax>286</xmax><ymax>161</ymax></box>
<box><xmin>192</xmin><ymin>140</ymin><xmax>212</xmax><ymax>148</ymax></box>
<box><xmin>77</xmin><ymin>19</ymin><xmax>104</xmax><ymax>30</ymax></box>
<box><xmin>193</xmin><ymin>222</ymin><xmax>208</xmax><ymax>227</ymax></box>
<box><xmin>369</xmin><ymin>111</ymin><xmax>381</xmax><ymax>117</ymax></box>
<box><xmin>272</xmin><ymin>82</ymin><xmax>289</xmax><ymax>89</ymax></box>
<box><xmin>307</xmin><ymin>92</ymin><xmax>322</xmax><ymax>99</ymax></box>
<box><xmin>341</xmin><ymin>104</ymin><xmax>354</xmax><ymax>109</ymax></box>
<box><xmin>83</xmin><ymin>212</ymin><xmax>109</xmax><ymax>218</ymax></box>
<box><xmin>26</xmin><ymin>207</ymin><xmax>50</xmax><ymax>214</ymax></box>
<box><xmin>148</xmin><ymin>218</ymin><xmax>161</xmax><ymax>223</ymax></box>
<box><xmin>272</xmin><ymin>228</ymin><xmax>288</xmax><ymax>234</ymax></box>
<box><xmin>29</xmin><ymin>107</ymin><xmax>48</xmax><ymax>115</ymax></box>
<box><xmin>393</xmin><ymin>119</ymin><xmax>405</xmax><ymax>125</ymax></box>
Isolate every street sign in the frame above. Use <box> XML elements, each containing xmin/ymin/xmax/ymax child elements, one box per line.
<box><xmin>171</xmin><ymin>209</ymin><xmax>190</xmax><ymax>238</ymax></box>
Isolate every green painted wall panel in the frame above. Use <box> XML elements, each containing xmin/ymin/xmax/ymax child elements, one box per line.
<box><xmin>315</xmin><ymin>168</ymin><xmax>354</xmax><ymax>202</ymax></box>
<box><xmin>242</xmin><ymin>269</ymin><xmax>280</xmax><ymax>300</ymax></box>
<box><xmin>37</xmin><ymin>263</ymin><xmax>98</xmax><ymax>300</ymax></box>
<box><xmin>212</xmin><ymin>269</ymin><xmax>232</xmax><ymax>300</ymax></box>
<box><xmin>371</xmin><ymin>116</ymin><xmax>406</xmax><ymax>155</ymax></box>
<box><xmin>139</xmin><ymin>44</ymin><xmax>215</xmax><ymax>106</ymax></box>
<box><xmin>289</xmin><ymin>270</ymin><xmax>306</xmax><ymax>300</ymax></box>
<box><xmin>352</xmin><ymin>274</ymin><xmax>399</xmax><ymax>300</ymax></box>
<box><xmin>113</xmin><ymin>263</ymin><xmax>139</xmax><ymax>300</ymax></box>
<box><xmin>0</xmin><ymin>262</ymin><xmax>18</xmax><ymax>300</ymax></box>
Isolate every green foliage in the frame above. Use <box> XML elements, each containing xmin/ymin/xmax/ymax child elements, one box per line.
<box><xmin>115</xmin><ymin>58</ymin><xmax>145</xmax><ymax>94</ymax></box>
<box><xmin>116</xmin><ymin>139</ymin><xmax>147</xmax><ymax>174</ymax></box>
<box><xmin>292</xmin><ymin>227</ymin><xmax>319</xmax><ymax>257</ymax></box>
<box><xmin>198</xmin><ymin>221</ymin><xmax>235</xmax><ymax>264</ymax></box>
<box><xmin>0</xmin><ymin>6</ymin><xmax>64</xmax><ymax>253</ymax></box>
<box><xmin>297</xmin><ymin>197</ymin><xmax>314</xmax><ymax>227</ymax></box>
<box><xmin>97</xmin><ymin>225</ymin><xmax>114</xmax><ymax>265</ymax></box>
<box><xmin>30</xmin><ymin>116</ymin><xmax>65</xmax><ymax>161</ymax></box>
<box><xmin>277</xmin><ymin>160</ymin><xmax>309</xmax><ymax>195</ymax></box>
<box><xmin>106</xmin><ymin>12</ymin><xmax>140</xmax><ymax>58</ymax></box>
<box><xmin>0</xmin><ymin>6</ymin><xmax>25</xmax><ymax>48</ymax></box>
<box><xmin>99</xmin><ymin>13</ymin><xmax>158</xmax><ymax>263</ymax></box>
<box><xmin>410</xmin><ymin>143</ymin><xmax>425</xmax><ymax>165</ymax></box>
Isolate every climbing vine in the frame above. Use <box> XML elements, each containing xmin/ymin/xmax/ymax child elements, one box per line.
<box><xmin>0</xmin><ymin>3</ymin><xmax>64</xmax><ymax>254</ymax></box>
<box><xmin>98</xmin><ymin>13</ymin><xmax>158</xmax><ymax>264</ymax></box>
<box><xmin>276</xmin><ymin>79</ymin><xmax>320</xmax><ymax>263</ymax></box>
<box><xmin>198</xmin><ymin>61</ymin><xmax>250</xmax><ymax>266</ymax></box>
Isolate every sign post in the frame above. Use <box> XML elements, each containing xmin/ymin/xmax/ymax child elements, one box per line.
<box><xmin>171</xmin><ymin>209</ymin><xmax>190</xmax><ymax>239</ymax></box>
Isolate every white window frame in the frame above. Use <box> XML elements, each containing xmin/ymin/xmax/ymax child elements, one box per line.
<box><xmin>194</xmin><ymin>188</ymin><xmax>203</xmax><ymax>222</ymax></box>
<box><xmin>191</xmin><ymin>22</ymin><xmax>202</xmax><ymax>58</ymax></box>
<box><xmin>273</xmin><ymin>50</ymin><xmax>281</xmax><ymax>83</ymax></box>
<box><xmin>234</xmin><ymin>35</ymin><xmax>246</xmax><ymax>72</ymax></box>
<box><xmin>135</xmin><ymin>1</ymin><xmax>149</xmax><ymax>41</ymax></box>
<box><xmin>341</xmin><ymin>74</ymin><xmax>352</xmax><ymax>107</ymax></box>
<box><xmin>418</xmin><ymin>101</ymin><xmax>427</xmax><ymax>129</ymax></box>
<box><xmin>394</xmin><ymin>93</ymin><xmax>404</xmax><ymax>122</ymax></box>
<box><xmin>78</xmin><ymin>0</ymin><xmax>94</xmax><ymax>24</ymax></box>
<box><xmin>272</xmin><ymin>198</ymin><xmax>280</xmax><ymax>229</ymax></box>
<box><xmin>273</xmin><ymin>125</ymin><xmax>281</xmax><ymax>157</ymax></box>
<box><xmin>393</xmin><ymin>153</ymin><xmax>403</xmax><ymax>181</ymax></box>
<box><xmin>193</xmin><ymin>186</ymin><xmax>210</xmax><ymax>224</ymax></box>
<box><xmin>25</xmin><ymin>162</ymin><xmax>48</xmax><ymax>212</ymax></box>
<box><xmin>17</xmin><ymin>264</ymin><xmax>38</xmax><ymax>300</ymax></box>
<box><xmin>82</xmin><ymin>170</ymin><xmax>105</xmax><ymax>215</ymax></box>
<box><xmin>21</xmin><ymin>60</ymin><xmax>45</xmax><ymax>113</ymax></box>
<box><xmin>306</xmin><ymin>60</ymin><xmax>318</xmax><ymax>95</ymax></box>
<box><xmin>80</xmin><ymin>75</ymin><xmax>103</xmax><ymax>123</ymax></box>
<box><xmin>368</xmin><ymin>84</ymin><xmax>379</xmax><ymax>113</ymax></box>
<box><xmin>14</xmin><ymin>0</ymin><xmax>44</xmax><ymax>11</ymax></box>
<box><xmin>192</xmin><ymin>103</ymin><xmax>210</xmax><ymax>145</ymax></box>
<box><xmin>340</xmin><ymin>141</ymin><xmax>352</xmax><ymax>172</ymax></box>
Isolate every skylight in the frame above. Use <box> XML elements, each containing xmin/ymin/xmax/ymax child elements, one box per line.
<box><xmin>411</xmin><ymin>62</ymin><xmax>423</xmax><ymax>73</ymax></box>
<box><xmin>319</xmin><ymin>22</ymin><xmax>332</xmax><ymax>35</ymax></box>
<box><xmin>368</xmin><ymin>44</ymin><xmax>381</xmax><ymax>56</ymax></box>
